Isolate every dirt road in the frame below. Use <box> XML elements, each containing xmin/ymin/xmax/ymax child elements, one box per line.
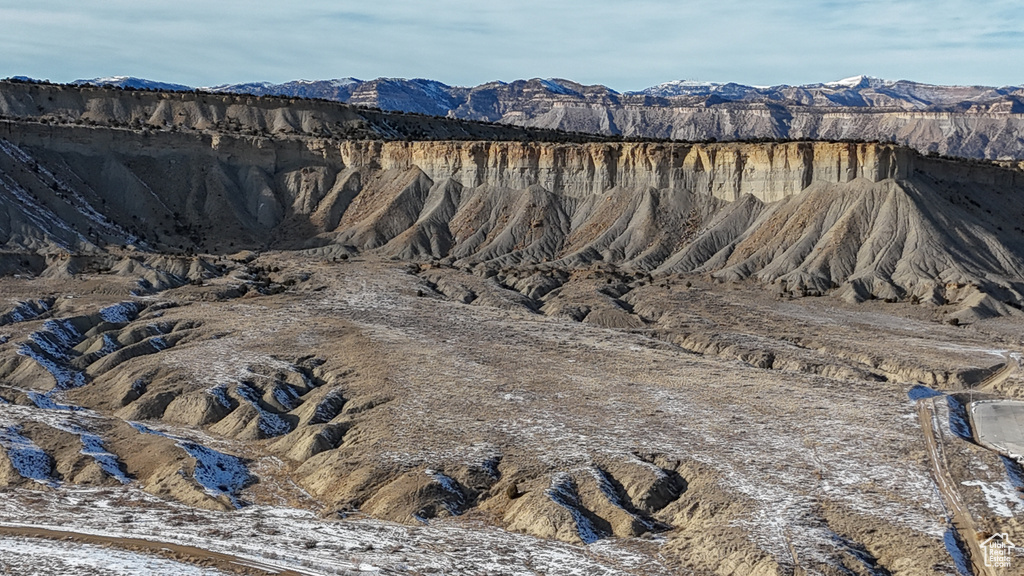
<box><xmin>0</xmin><ymin>524</ymin><xmax>320</xmax><ymax>576</ymax></box>
<box><xmin>976</xmin><ymin>353</ymin><xmax>1020</xmax><ymax>394</ymax></box>
<box><xmin>918</xmin><ymin>398</ymin><xmax>994</xmax><ymax>576</ymax></box>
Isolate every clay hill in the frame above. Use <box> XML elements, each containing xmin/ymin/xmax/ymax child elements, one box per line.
<box><xmin>79</xmin><ymin>74</ymin><xmax>1024</xmax><ymax>160</ymax></box>
<box><xmin>1</xmin><ymin>80</ymin><xmax>1023</xmax><ymax>323</ymax></box>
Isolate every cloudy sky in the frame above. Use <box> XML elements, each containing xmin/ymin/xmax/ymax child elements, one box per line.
<box><xmin>2</xmin><ymin>0</ymin><xmax>1021</xmax><ymax>90</ymax></box>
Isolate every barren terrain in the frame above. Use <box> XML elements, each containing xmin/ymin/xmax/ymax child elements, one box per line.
<box><xmin>0</xmin><ymin>82</ymin><xmax>1022</xmax><ymax>575</ymax></box>
<box><xmin>0</xmin><ymin>254</ymin><xmax>1021</xmax><ymax>575</ymax></box>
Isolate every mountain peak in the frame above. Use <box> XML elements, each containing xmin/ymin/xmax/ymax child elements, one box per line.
<box><xmin>824</xmin><ymin>75</ymin><xmax>889</xmax><ymax>89</ymax></box>
<box><xmin>73</xmin><ymin>76</ymin><xmax>193</xmax><ymax>92</ymax></box>
<box><xmin>538</xmin><ymin>78</ymin><xmax>579</xmax><ymax>95</ymax></box>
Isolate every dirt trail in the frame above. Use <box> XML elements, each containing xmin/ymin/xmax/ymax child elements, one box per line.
<box><xmin>976</xmin><ymin>352</ymin><xmax>1021</xmax><ymax>393</ymax></box>
<box><xmin>0</xmin><ymin>524</ymin><xmax>320</xmax><ymax>576</ymax></box>
<box><xmin>917</xmin><ymin>398</ymin><xmax>994</xmax><ymax>576</ymax></box>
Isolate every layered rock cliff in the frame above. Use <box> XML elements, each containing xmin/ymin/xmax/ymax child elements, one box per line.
<box><xmin>0</xmin><ymin>82</ymin><xmax>1023</xmax><ymax>317</ymax></box>
<box><xmin>333</xmin><ymin>139</ymin><xmax>911</xmax><ymax>202</ymax></box>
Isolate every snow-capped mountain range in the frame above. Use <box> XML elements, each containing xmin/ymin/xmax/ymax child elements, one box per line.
<box><xmin>41</xmin><ymin>74</ymin><xmax>1024</xmax><ymax>158</ymax></box>
<box><xmin>72</xmin><ymin>74</ymin><xmax>1023</xmax><ymax>111</ymax></box>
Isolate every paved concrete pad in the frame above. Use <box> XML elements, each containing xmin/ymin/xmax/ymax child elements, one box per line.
<box><xmin>971</xmin><ymin>400</ymin><xmax>1024</xmax><ymax>461</ymax></box>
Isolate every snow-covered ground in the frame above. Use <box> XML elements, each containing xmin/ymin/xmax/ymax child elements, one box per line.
<box><xmin>0</xmin><ymin>536</ymin><xmax>228</xmax><ymax>576</ymax></box>
<box><xmin>0</xmin><ymin>487</ymin><xmax>671</xmax><ymax>576</ymax></box>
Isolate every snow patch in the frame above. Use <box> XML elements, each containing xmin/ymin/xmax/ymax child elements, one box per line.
<box><xmin>236</xmin><ymin>383</ymin><xmax>292</xmax><ymax>437</ymax></box>
<box><xmin>74</xmin><ymin>76</ymin><xmax>193</xmax><ymax>92</ymax></box>
<box><xmin>271</xmin><ymin>385</ymin><xmax>300</xmax><ymax>411</ymax></box>
<box><xmin>1003</xmin><ymin>456</ymin><xmax>1024</xmax><ymax>489</ymax></box>
<box><xmin>0</xmin><ymin>536</ymin><xmax>225</xmax><ymax>576</ymax></box>
<box><xmin>17</xmin><ymin>306</ymin><xmax>141</xmax><ymax>390</ymax></box>
<box><xmin>96</xmin><ymin>333</ymin><xmax>121</xmax><ymax>355</ymax></box>
<box><xmin>907</xmin><ymin>385</ymin><xmax>943</xmax><ymax>401</ymax></box>
<box><xmin>15</xmin><ymin>149</ymin><xmax>141</xmax><ymax>244</ymax></box>
<box><xmin>27</xmin><ymin>391</ymin><xmax>82</xmax><ymax>412</ymax></box>
<box><xmin>99</xmin><ymin>301</ymin><xmax>144</xmax><ymax>324</ymax></box>
<box><xmin>182</xmin><ymin>442</ymin><xmax>254</xmax><ymax>507</ymax></box>
<box><xmin>825</xmin><ymin>75</ymin><xmax>887</xmax><ymax>88</ymax></box>
<box><xmin>0</xmin><ymin>299</ymin><xmax>51</xmax><ymax>326</ymax></box>
<box><xmin>309</xmin><ymin>390</ymin><xmax>345</xmax><ymax>424</ymax></box>
<box><xmin>129</xmin><ymin>422</ymin><xmax>253</xmax><ymax>506</ymax></box>
<box><xmin>546</xmin><ymin>472</ymin><xmax>603</xmax><ymax>544</ymax></box>
<box><xmin>0</xmin><ymin>426</ymin><xmax>56</xmax><ymax>487</ymax></box>
<box><xmin>425</xmin><ymin>469</ymin><xmax>464</xmax><ymax>515</ymax></box>
<box><xmin>36</xmin><ymin>319</ymin><xmax>82</xmax><ymax>351</ymax></box>
<box><xmin>540</xmin><ymin>79</ymin><xmax>577</xmax><ymax>96</ymax></box>
<box><xmin>946</xmin><ymin>396</ymin><xmax>972</xmax><ymax>440</ymax></box>
<box><xmin>149</xmin><ymin>336</ymin><xmax>168</xmax><ymax>351</ymax></box>
<box><xmin>207</xmin><ymin>385</ymin><xmax>233</xmax><ymax>409</ymax></box>
<box><xmin>961</xmin><ymin>480</ymin><xmax>1022</xmax><ymax>517</ymax></box>
<box><xmin>589</xmin><ymin>467</ymin><xmax>652</xmax><ymax>530</ymax></box>
<box><xmin>17</xmin><ymin>341</ymin><xmax>85</xmax><ymax>389</ymax></box>
<box><xmin>0</xmin><ymin>485</ymin><xmax>675</xmax><ymax>575</ymax></box>
<box><xmin>0</xmin><ymin>141</ymin><xmax>94</xmax><ymax>249</ymax></box>
<box><xmin>54</xmin><ymin>423</ymin><xmax>130</xmax><ymax>485</ymax></box>
<box><xmin>944</xmin><ymin>527</ymin><xmax>971</xmax><ymax>576</ymax></box>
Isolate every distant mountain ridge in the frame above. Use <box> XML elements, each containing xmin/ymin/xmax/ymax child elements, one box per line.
<box><xmin>53</xmin><ymin>74</ymin><xmax>1024</xmax><ymax>159</ymax></box>
<box><xmin>72</xmin><ymin>76</ymin><xmax>194</xmax><ymax>93</ymax></box>
<box><xmin>72</xmin><ymin>73</ymin><xmax>1024</xmax><ymax>110</ymax></box>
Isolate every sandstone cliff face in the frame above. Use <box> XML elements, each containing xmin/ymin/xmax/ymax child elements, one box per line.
<box><xmin>340</xmin><ymin>140</ymin><xmax>912</xmax><ymax>203</ymax></box>
<box><xmin>1</xmin><ymin>109</ymin><xmax>1023</xmax><ymax>315</ymax></box>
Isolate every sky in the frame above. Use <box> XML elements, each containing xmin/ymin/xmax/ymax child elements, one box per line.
<box><xmin>1</xmin><ymin>0</ymin><xmax>1022</xmax><ymax>91</ymax></box>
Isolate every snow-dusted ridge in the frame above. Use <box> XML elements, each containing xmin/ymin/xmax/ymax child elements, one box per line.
<box><xmin>58</xmin><ymin>73</ymin><xmax>1024</xmax><ymax>104</ymax></box>
<box><xmin>824</xmin><ymin>74</ymin><xmax>890</xmax><ymax>88</ymax></box>
<box><xmin>72</xmin><ymin>76</ymin><xmax>193</xmax><ymax>92</ymax></box>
